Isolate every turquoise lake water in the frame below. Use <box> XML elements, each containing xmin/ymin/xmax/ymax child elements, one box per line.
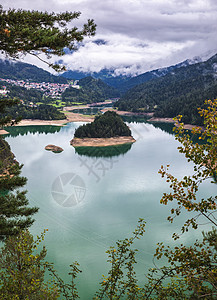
<box><xmin>5</xmin><ymin>121</ymin><xmax>216</xmax><ymax>299</ymax></box>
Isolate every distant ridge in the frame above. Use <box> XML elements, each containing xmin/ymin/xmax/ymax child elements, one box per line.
<box><xmin>116</xmin><ymin>53</ymin><xmax>217</xmax><ymax>125</ymax></box>
<box><xmin>61</xmin><ymin>68</ymin><xmax>129</xmax><ymax>90</ymax></box>
<box><xmin>62</xmin><ymin>76</ymin><xmax>120</xmax><ymax>103</ymax></box>
<box><xmin>60</xmin><ymin>60</ymin><xmax>206</xmax><ymax>94</ymax></box>
<box><xmin>0</xmin><ymin>59</ymin><xmax>67</xmax><ymax>83</ymax></box>
<box><xmin>61</xmin><ymin>50</ymin><xmax>217</xmax><ymax>93</ymax></box>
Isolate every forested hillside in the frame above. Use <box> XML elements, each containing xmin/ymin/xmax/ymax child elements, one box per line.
<box><xmin>61</xmin><ymin>68</ymin><xmax>130</xmax><ymax>89</ymax></box>
<box><xmin>0</xmin><ymin>59</ymin><xmax>67</xmax><ymax>83</ymax></box>
<box><xmin>3</xmin><ymin>84</ymin><xmax>43</xmax><ymax>103</ymax></box>
<box><xmin>116</xmin><ymin>54</ymin><xmax>217</xmax><ymax>124</ymax></box>
<box><xmin>3</xmin><ymin>104</ymin><xmax>66</xmax><ymax>120</ymax></box>
<box><xmin>62</xmin><ymin>76</ymin><xmax>120</xmax><ymax>103</ymax></box>
<box><xmin>117</xmin><ymin>59</ymin><xmax>195</xmax><ymax>93</ymax></box>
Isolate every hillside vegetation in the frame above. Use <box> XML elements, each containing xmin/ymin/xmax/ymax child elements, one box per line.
<box><xmin>1</xmin><ymin>83</ymin><xmax>43</xmax><ymax>103</ymax></box>
<box><xmin>116</xmin><ymin>54</ymin><xmax>217</xmax><ymax>125</ymax></box>
<box><xmin>0</xmin><ymin>59</ymin><xmax>67</xmax><ymax>83</ymax></box>
<box><xmin>3</xmin><ymin>104</ymin><xmax>66</xmax><ymax>120</ymax></box>
<box><xmin>62</xmin><ymin>76</ymin><xmax>120</xmax><ymax>103</ymax></box>
<box><xmin>61</xmin><ymin>68</ymin><xmax>129</xmax><ymax>90</ymax></box>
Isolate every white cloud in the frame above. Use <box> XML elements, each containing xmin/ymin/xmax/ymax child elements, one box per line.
<box><xmin>59</xmin><ymin>34</ymin><xmax>195</xmax><ymax>75</ymax></box>
<box><xmin>3</xmin><ymin>0</ymin><xmax>217</xmax><ymax>75</ymax></box>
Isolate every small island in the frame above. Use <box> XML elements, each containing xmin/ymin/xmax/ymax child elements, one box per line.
<box><xmin>70</xmin><ymin>111</ymin><xmax>136</xmax><ymax>147</ymax></box>
<box><xmin>45</xmin><ymin>144</ymin><xmax>64</xmax><ymax>153</ymax></box>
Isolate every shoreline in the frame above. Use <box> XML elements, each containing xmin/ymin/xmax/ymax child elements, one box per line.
<box><xmin>0</xmin><ymin>112</ymin><xmax>95</xmax><ymax>135</ymax></box>
<box><xmin>71</xmin><ymin>136</ymin><xmax>136</xmax><ymax>147</ymax></box>
<box><xmin>148</xmin><ymin>117</ymin><xmax>175</xmax><ymax>123</ymax></box>
<box><xmin>0</xmin><ymin>129</ymin><xmax>9</xmax><ymax>135</ymax></box>
<box><xmin>0</xmin><ymin>108</ymin><xmax>152</xmax><ymax>135</ymax></box>
<box><xmin>148</xmin><ymin>117</ymin><xmax>202</xmax><ymax>130</ymax></box>
<box><xmin>0</xmin><ymin>103</ymin><xmax>201</xmax><ymax>135</ymax></box>
<box><xmin>16</xmin><ymin>111</ymin><xmax>95</xmax><ymax>126</ymax></box>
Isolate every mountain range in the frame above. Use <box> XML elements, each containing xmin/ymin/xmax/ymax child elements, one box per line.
<box><xmin>116</xmin><ymin>53</ymin><xmax>217</xmax><ymax>124</ymax></box>
<box><xmin>1</xmin><ymin>52</ymin><xmax>217</xmax><ymax>125</ymax></box>
<box><xmin>61</xmin><ymin>54</ymin><xmax>213</xmax><ymax>93</ymax></box>
<box><xmin>61</xmin><ymin>69</ymin><xmax>129</xmax><ymax>90</ymax></box>
<box><xmin>0</xmin><ymin>59</ymin><xmax>67</xmax><ymax>83</ymax></box>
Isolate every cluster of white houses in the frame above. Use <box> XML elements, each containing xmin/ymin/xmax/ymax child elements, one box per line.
<box><xmin>0</xmin><ymin>86</ymin><xmax>9</xmax><ymax>96</ymax></box>
<box><xmin>0</xmin><ymin>78</ymin><xmax>80</xmax><ymax>98</ymax></box>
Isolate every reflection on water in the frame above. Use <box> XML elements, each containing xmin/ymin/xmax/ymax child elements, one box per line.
<box><xmin>72</xmin><ymin>103</ymin><xmax>113</xmax><ymax>115</ymax></box>
<box><xmin>121</xmin><ymin>115</ymin><xmax>149</xmax><ymax>124</ymax></box>
<box><xmin>149</xmin><ymin>122</ymin><xmax>205</xmax><ymax>144</ymax></box>
<box><xmin>122</xmin><ymin>116</ymin><xmax>175</xmax><ymax>135</ymax></box>
<box><xmin>71</xmin><ymin>107</ymin><xmax>102</xmax><ymax>115</ymax></box>
<box><xmin>4</xmin><ymin>125</ymin><xmax>61</xmax><ymax>137</ymax></box>
<box><xmin>123</xmin><ymin>115</ymin><xmax>203</xmax><ymax>142</ymax></box>
<box><xmin>74</xmin><ymin>143</ymin><xmax>133</xmax><ymax>158</ymax></box>
<box><xmin>89</xmin><ymin>103</ymin><xmax>113</xmax><ymax>108</ymax></box>
<box><xmin>149</xmin><ymin>122</ymin><xmax>175</xmax><ymax>135</ymax></box>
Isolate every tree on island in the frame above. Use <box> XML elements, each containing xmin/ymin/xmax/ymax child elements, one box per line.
<box><xmin>74</xmin><ymin>111</ymin><xmax>132</xmax><ymax>138</ymax></box>
<box><xmin>0</xmin><ymin>5</ymin><xmax>96</xmax><ymax>240</ymax></box>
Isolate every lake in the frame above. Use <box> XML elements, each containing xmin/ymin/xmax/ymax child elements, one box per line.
<box><xmin>5</xmin><ymin>121</ymin><xmax>215</xmax><ymax>299</ymax></box>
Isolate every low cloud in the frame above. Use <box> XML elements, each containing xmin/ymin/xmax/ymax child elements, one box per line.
<box><xmin>3</xmin><ymin>0</ymin><xmax>217</xmax><ymax>75</ymax></box>
<box><xmin>59</xmin><ymin>34</ymin><xmax>196</xmax><ymax>76</ymax></box>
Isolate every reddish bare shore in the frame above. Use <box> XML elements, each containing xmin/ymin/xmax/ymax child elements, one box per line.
<box><xmin>0</xmin><ymin>129</ymin><xmax>9</xmax><ymax>135</ymax></box>
<box><xmin>71</xmin><ymin>136</ymin><xmax>136</xmax><ymax>147</ymax></box>
<box><xmin>0</xmin><ymin>111</ymin><xmax>94</xmax><ymax>131</ymax></box>
<box><xmin>148</xmin><ymin>117</ymin><xmax>175</xmax><ymax>123</ymax></box>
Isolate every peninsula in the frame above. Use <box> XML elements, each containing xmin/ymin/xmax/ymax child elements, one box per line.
<box><xmin>70</xmin><ymin>111</ymin><xmax>135</xmax><ymax>147</ymax></box>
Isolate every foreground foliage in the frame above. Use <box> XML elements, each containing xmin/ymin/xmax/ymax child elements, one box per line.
<box><xmin>94</xmin><ymin>219</ymin><xmax>146</xmax><ymax>299</ymax></box>
<box><xmin>142</xmin><ymin>99</ymin><xmax>217</xmax><ymax>299</ymax></box>
<box><xmin>0</xmin><ymin>5</ymin><xmax>96</xmax><ymax>71</ymax></box>
<box><xmin>0</xmin><ymin>138</ymin><xmax>38</xmax><ymax>241</ymax></box>
<box><xmin>94</xmin><ymin>99</ymin><xmax>217</xmax><ymax>299</ymax></box>
<box><xmin>0</xmin><ymin>222</ymin><xmax>145</xmax><ymax>300</ymax></box>
<box><xmin>0</xmin><ymin>5</ymin><xmax>96</xmax><ymax>239</ymax></box>
<box><xmin>0</xmin><ymin>230</ymin><xmax>82</xmax><ymax>299</ymax></box>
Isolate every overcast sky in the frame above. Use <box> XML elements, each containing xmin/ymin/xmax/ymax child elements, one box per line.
<box><xmin>3</xmin><ymin>0</ymin><xmax>217</xmax><ymax>76</ymax></box>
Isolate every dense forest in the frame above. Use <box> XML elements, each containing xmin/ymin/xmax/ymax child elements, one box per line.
<box><xmin>3</xmin><ymin>84</ymin><xmax>43</xmax><ymax>103</ymax></box>
<box><xmin>116</xmin><ymin>54</ymin><xmax>217</xmax><ymax>125</ymax></box>
<box><xmin>4</xmin><ymin>104</ymin><xmax>66</xmax><ymax>120</ymax></box>
<box><xmin>74</xmin><ymin>111</ymin><xmax>131</xmax><ymax>138</ymax></box>
<box><xmin>0</xmin><ymin>59</ymin><xmax>67</xmax><ymax>83</ymax></box>
<box><xmin>62</xmin><ymin>76</ymin><xmax>120</xmax><ymax>103</ymax></box>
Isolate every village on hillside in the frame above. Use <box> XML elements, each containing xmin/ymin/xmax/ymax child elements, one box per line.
<box><xmin>0</xmin><ymin>78</ymin><xmax>80</xmax><ymax>98</ymax></box>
